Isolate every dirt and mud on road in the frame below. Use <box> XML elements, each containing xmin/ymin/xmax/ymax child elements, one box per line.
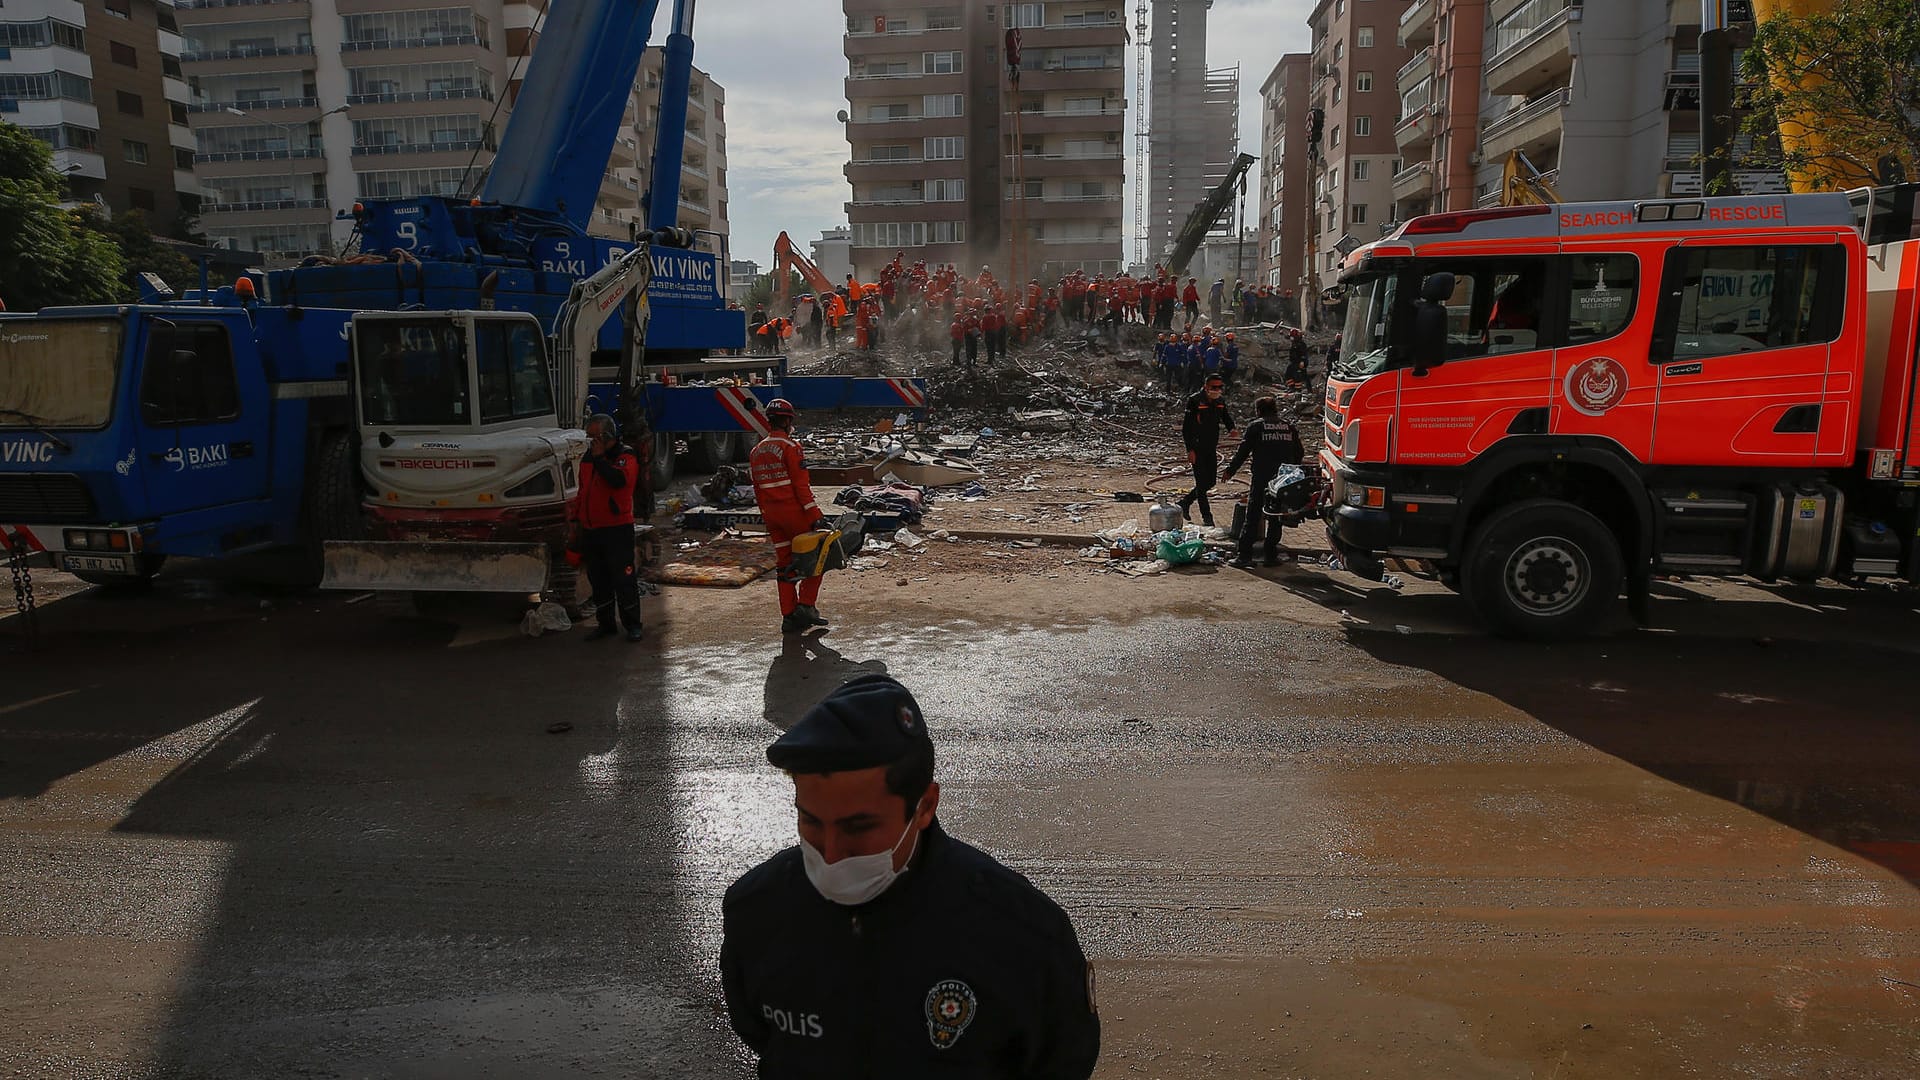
<box><xmin>3</xmin><ymin>539</ymin><xmax>1919</xmax><ymax>1078</ymax></box>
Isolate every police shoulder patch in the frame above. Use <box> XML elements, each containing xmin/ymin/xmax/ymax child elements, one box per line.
<box><xmin>925</xmin><ymin>978</ymin><xmax>977</xmax><ymax>1050</ymax></box>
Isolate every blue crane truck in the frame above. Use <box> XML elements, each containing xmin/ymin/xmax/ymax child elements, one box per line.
<box><xmin>0</xmin><ymin>0</ymin><xmax>924</xmax><ymax>599</ymax></box>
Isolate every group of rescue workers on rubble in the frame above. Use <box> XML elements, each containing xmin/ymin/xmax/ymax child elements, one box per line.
<box><xmin>745</xmin><ymin>252</ymin><xmax>1307</xmax><ymax>366</ymax></box>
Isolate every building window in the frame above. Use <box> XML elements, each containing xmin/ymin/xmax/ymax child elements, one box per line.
<box><xmin>1334</xmin><ymin>42</ymin><xmax>1344</xmax><ymax>63</ymax></box>
<box><xmin>122</xmin><ymin>139</ymin><xmax>148</xmax><ymax>164</ymax></box>
<box><xmin>1351</xmin><ymin>203</ymin><xmax>1367</xmax><ymax>225</ymax></box>
<box><xmin>924</xmin><ymin>136</ymin><xmax>963</xmax><ymax>160</ymax></box>
<box><xmin>105</xmin><ymin>0</ymin><xmax>132</xmax><ymax>19</ymax></box>
<box><xmin>1358</xmin><ymin>26</ymin><xmax>1374</xmax><ymax>48</ymax></box>
<box><xmin>930</xmin><ymin>220</ymin><xmax>966</xmax><ymax>245</ymax></box>
<box><xmin>1355</xmin><ymin>71</ymin><xmax>1373</xmax><ymax>92</ymax></box>
<box><xmin>173</xmin><ymin>147</ymin><xmax>195</xmax><ymax>170</ymax></box>
<box><xmin>923</xmin><ymin>94</ymin><xmax>963</xmax><ymax>117</ymax></box>
<box><xmin>110</xmin><ymin>41</ymin><xmax>138</xmax><ymax>67</ymax></box>
<box><xmin>1335</xmin><ymin>0</ymin><xmax>1346</xmax><ymax>15</ymax></box>
<box><xmin>1330</xmin><ymin>125</ymin><xmax>1340</xmax><ymax>148</ymax></box>
<box><xmin>1333</xmin><ymin>83</ymin><xmax>1342</xmax><ymax>105</ymax></box>
<box><xmin>116</xmin><ymin>90</ymin><xmax>143</xmax><ymax>116</ymax></box>
<box><xmin>1353</xmin><ymin>159</ymin><xmax>1369</xmax><ymax>181</ymax></box>
<box><xmin>927</xmin><ymin>178</ymin><xmax>965</xmax><ymax>201</ymax></box>
<box><xmin>1353</xmin><ymin>115</ymin><xmax>1371</xmax><ymax>136</ymax></box>
<box><xmin>128</xmin><ymin>187</ymin><xmax>156</xmax><ymax>211</ymax></box>
<box><xmin>1008</xmin><ymin>3</ymin><xmax>1044</xmax><ymax>28</ymax></box>
<box><xmin>925</xmin><ymin>50</ymin><xmax>962</xmax><ymax>74</ymax></box>
<box><xmin>170</xmin><ymin>101</ymin><xmax>189</xmax><ymax>125</ymax></box>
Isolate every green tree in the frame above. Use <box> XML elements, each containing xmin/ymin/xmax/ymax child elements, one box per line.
<box><xmin>1742</xmin><ymin>0</ymin><xmax>1920</xmax><ymax>188</ymax></box>
<box><xmin>0</xmin><ymin>121</ymin><xmax>125</xmax><ymax>310</ymax></box>
<box><xmin>743</xmin><ymin>269</ymin><xmax>805</xmax><ymax>315</ymax></box>
<box><xmin>76</xmin><ymin>207</ymin><xmax>208</xmax><ymax>300</ymax></box>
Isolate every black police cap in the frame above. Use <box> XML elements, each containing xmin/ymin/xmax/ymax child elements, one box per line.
<box><xmin>768</xmin><ymin>673</ymin><xmax>932</xmax><ymax>773</ymax></box>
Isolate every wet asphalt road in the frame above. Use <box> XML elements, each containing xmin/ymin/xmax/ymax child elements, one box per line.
<box><xmin>2</xmin><ymin>562</ymin><xmax>1918</xmax><ymax>1079</ymax></box>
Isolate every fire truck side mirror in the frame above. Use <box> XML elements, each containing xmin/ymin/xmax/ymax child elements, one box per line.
<box><xmin>1408</xmin><ymin>273</ymin><xmax>1455</xmax><ymax>377</ymax></box>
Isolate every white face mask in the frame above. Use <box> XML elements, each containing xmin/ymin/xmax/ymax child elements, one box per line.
<box><xmin>800</xmin><ymin>803</ymin><xmax>923</xmax><ymax>906</ymax></box>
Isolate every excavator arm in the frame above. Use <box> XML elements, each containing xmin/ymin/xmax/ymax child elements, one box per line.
<box><xmin>1167</xmin><ymin>153</ymin><xmax>1257</xmax><ymax>277</ymax></box>
<box><xmin>551</xmin><ymin>241</ymin><xmax>655</xmax><ymax>428</ymax></box>
<box><xmin>1500</xmin><ymin>150</ymin><xmax>1562</xmax><ymax>206</ymax></box>
<box><xmin>773</xmin><ymin>231</ymin><xmax>837</xmax><ymax>314</ymax></box>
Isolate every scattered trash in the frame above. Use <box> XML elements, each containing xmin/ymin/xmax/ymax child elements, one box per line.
<box><xmin>1012</xmin><ymin>539</ymin><xmax>1042</xmax><ymax>549</ymax></box>
<box><xmin>928</xmin><ymin>529</ymin><xmax>951</xmax><ymax>541</ymax></box>
<box><xmin>519</xmin><ymin>601</ymin><xmax>573</xmax><ymax>638</ymax></box>
<box><xmin>894</xmin><ymin>528</ymin><xmax>926</xmax><ymax>549</ymax></box>
<box><xmin>1113</xmin><ymin>491</ymin><xmax>1144</xmax><ymax>503</ymax></box>
<box><xmin>849</xmin><ymin>555</ymin><xmax>890</xmax><ymax>571</ymax></box>
<box><xmin>1156</xmin><ymin>534</ymin><xmax>1207</xmax><ymax>565</ymax></box>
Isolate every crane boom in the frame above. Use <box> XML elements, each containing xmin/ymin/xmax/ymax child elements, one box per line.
<box><xmin>1166</xmin><ymin>153</ymin><xmax>1256</xmax><ymax>277</ymax></box>
<box><xmin>483</xmin><ymin>0</ymin><xmax>663</xmax><ymax>230</ymax></box>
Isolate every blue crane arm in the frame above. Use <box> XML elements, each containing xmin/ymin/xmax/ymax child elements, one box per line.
<box><xmin>483</xmin><ymin>0</ymin><xmax>664</xmax><ymax>230</ymax></box>
<box><xmin>646</xmin><ymin>0</ymin><xmax>696</xmax><ymax>232</ymax></box>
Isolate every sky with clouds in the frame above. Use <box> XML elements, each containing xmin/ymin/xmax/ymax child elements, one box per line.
<box><xmin>681</xmin><ymin>0</ymin><xmax>1318</xmax><ymax>272</ymax></box>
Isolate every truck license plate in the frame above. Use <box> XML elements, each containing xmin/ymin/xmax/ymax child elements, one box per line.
<box><xmin>61</xmin><ymin>554</ymin><xmax>130</xmax><ymax>574</ymax></box>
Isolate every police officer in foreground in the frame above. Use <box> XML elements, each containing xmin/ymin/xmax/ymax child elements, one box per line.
<box><xmin>1221</xmin><ymin>395</ymin><xmax>1305</xmax><ymax>568</ymax></box>
<box><xmin>720</xmin><ymin>674</ymin><xmax>1100</xmax><ymax>1078</ymax></box>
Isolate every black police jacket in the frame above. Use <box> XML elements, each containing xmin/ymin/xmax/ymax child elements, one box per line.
<box><xmin>720</xmin><ymin>821</ymin><xmax>1099</xmax><ymax>1079</ymax></box>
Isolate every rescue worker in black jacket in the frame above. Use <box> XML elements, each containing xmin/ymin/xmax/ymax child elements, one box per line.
<box><xmin>720</xmin><ymin>674</ymin><xmax>1100</xmax><ymax>1079</ymax></box>
<box><xmin>1179</xmin><ymin>374</ymin><xmax>1237</xmax><ymax>527</ymax></box>
<box><xmin>1221</xmin><ymin>395</ymin><xmax>1304</xmax><ymax>568</ymax></box>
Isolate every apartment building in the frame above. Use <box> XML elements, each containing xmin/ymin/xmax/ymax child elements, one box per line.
<box><xmin>1306</xmin><ymin>0</ymin><xmax>1415</xmax><ymax>297</ymax></box>
<box><xmin>589</xmin><ymin>50</ymin><xmax>729</xmax><ymax>245</ymax></box>
<box><xmin>1146</xmin><ymin>0</ymin><xmax>1240</xmax><ymax>263</ymax></box>
<box><xmin>179</xmin><ymin>1</ymin><xmax>544</xmax><ymax>260</ymax></box>
<box><xmin>1389</xmin><ymin>0</ymin><xmax>1484</xmax><ymax>220</ymax></box>
<box><xmin>1258</xmin><ymin>53</ymin><xmax>1310</xmax><ymax>295</ymax></box>
<box><xmin>1451</xmin><ymin>0</ymin><xmax>1778</xmax><ymax>211</ymax></box>
<box><xmin>811</xmin><ymin>226</ymin><xmax>854</xmax><ymax>283</ymax></box>
<box><xmin>2</xmin><ymin>1</ymin><xmax>201</xmax><ymax>224</ymax></box>
<box><xmin>842</xmin><ymin>1</ymin><xmax>1126</xmax><ymax>282</ymax></box>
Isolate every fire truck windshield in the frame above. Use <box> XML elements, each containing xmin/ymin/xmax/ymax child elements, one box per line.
<box><xmin>0</xmin><ymin>318</ymin><xmax>122</xmax><ymax>430</ymax></box>
<box><xmin>1336</xmin><ymin>273</ymin><xmax>1398</xmax><ymax>380</ymax></box>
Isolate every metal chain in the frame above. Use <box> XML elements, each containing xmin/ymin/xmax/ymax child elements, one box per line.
<box><xmin>5</xmin><ymin>532</ymin><xmax>37</xmax><ymax>645</ymax></box>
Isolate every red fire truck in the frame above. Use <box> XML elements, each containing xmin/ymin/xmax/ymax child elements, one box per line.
<box><xmin>1319</xmin><ymin>187</ymin><xmax>1920</xmax><ymax>637</ymax></box>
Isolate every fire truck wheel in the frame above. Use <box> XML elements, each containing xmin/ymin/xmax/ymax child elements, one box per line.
<box><xmin>648</xmin><ymin>432</ymin><xmax>677</xmax><ymax>491</ymax></box>
<box><xmin>1464</xmin><ymin>499</ymin><xmax>1623</xmax><ymax>639</ymax></box>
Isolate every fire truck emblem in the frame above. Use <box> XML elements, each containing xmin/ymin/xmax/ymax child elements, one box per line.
<box><xmin>1564</xmin><ymin>356</ymin><xmax>1629</xmax><ymax>417</ymax></box>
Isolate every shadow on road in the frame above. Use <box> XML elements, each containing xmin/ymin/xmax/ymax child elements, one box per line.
<box><xmin>2</xmin><ymin>562</ymin><xmax>738</xmax><ymax>1077</ymax></box>
<box><xmin>1346</xmin><ymin>623</ymin><xmax>1920</xmax><ymax>888</ymax></box>
<box><xmin>761</xmin><ymin>633</ymin><xmax>889</xmax><ymax>733</ymax></box>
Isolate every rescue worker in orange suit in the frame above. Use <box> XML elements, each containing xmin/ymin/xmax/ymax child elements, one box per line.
<box><xmin>750</xmin><ymin>399</ymin><xmax>831</xmax><ymax>634</ymax></box>
<box><xmin>574</xmin><ymin>413</ymin><xmax>644</xmax><ymax>642</ymax></box>
<box><xmin>1179</xmin><ymin>375</ymin><xmax>1237</xmax><ymax>527</ymax></box>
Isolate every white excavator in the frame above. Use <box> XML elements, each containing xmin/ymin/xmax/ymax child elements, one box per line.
<box><xmin>320</xmin><ymin>242</ymin><xmax>657</xmax><ymax>599</ymax></box>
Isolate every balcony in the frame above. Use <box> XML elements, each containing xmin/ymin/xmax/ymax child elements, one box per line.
<box><xmin>353</xmin><ymin>139</ymin><xmax>488</xmax><ymax>157</ymax></box>
<box><xmin>1391</xmin><ymin>161</ymin><xmax>1435</xmax><ymax>202</ymax></box>
<box><xmin>195</xmin><ymin>146</ymin><xmax>322</xmax><ymax>163</ymax></box>
<box><xmin>346</xmin><ymin>87</ymin><xmax>492</xmax><ymax>105</ymax></box>
<box><xmin>1485</xmin><ymin>0</ymin><xmax>1575</xmax><ymax>97</ymax></box>
<box><xmin>188</xmin><ymin>96</ymin><xmax>317</xmax><ymax>113</ymax></box>
<box><xmin>1399</xmin><ymin>0</ymin><xmax>1436</xmax><ymax>48</ymax></box>
<box><xmin>343</xmin><ymin>34</ymin><xmax>490</xmax><ymax>52</ymax></box>
<box><xmin>1004</xmin><ymin>151</ymin><xmax>1125</xmax><ymax>178</ymax></box>
<box><xmin>177</xmin><ymin>1</ymin><xmax>309</xmax><ymax>7</ymax></box>
<box><xmin>1479</xmin><ymin>87</ymin><xmax>1570</xmax><ymax>162</ymax></box>
<box><xmin>182</xmin><ymin>42</ymin><xmax>315</xmax><ymax>62</ymax></box>
<box><xmin>1394</xmin><ymin>101</ymin><xmax>1436</xmax><ymax>155</ymax></box>
<box><xmin>205</xmin><ymin>198</ymin><xmax>328</xmax><ymax>213</ymax></box>
<box><xmin>1009</xmin><ymin>108</ymin><xmax>1125</xmax><ymax>134</ymax></box>
<box><xmin>1397</xmin><ymin>47</ymin><xmax>1433</xmax><ymax>91</ymax></box>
